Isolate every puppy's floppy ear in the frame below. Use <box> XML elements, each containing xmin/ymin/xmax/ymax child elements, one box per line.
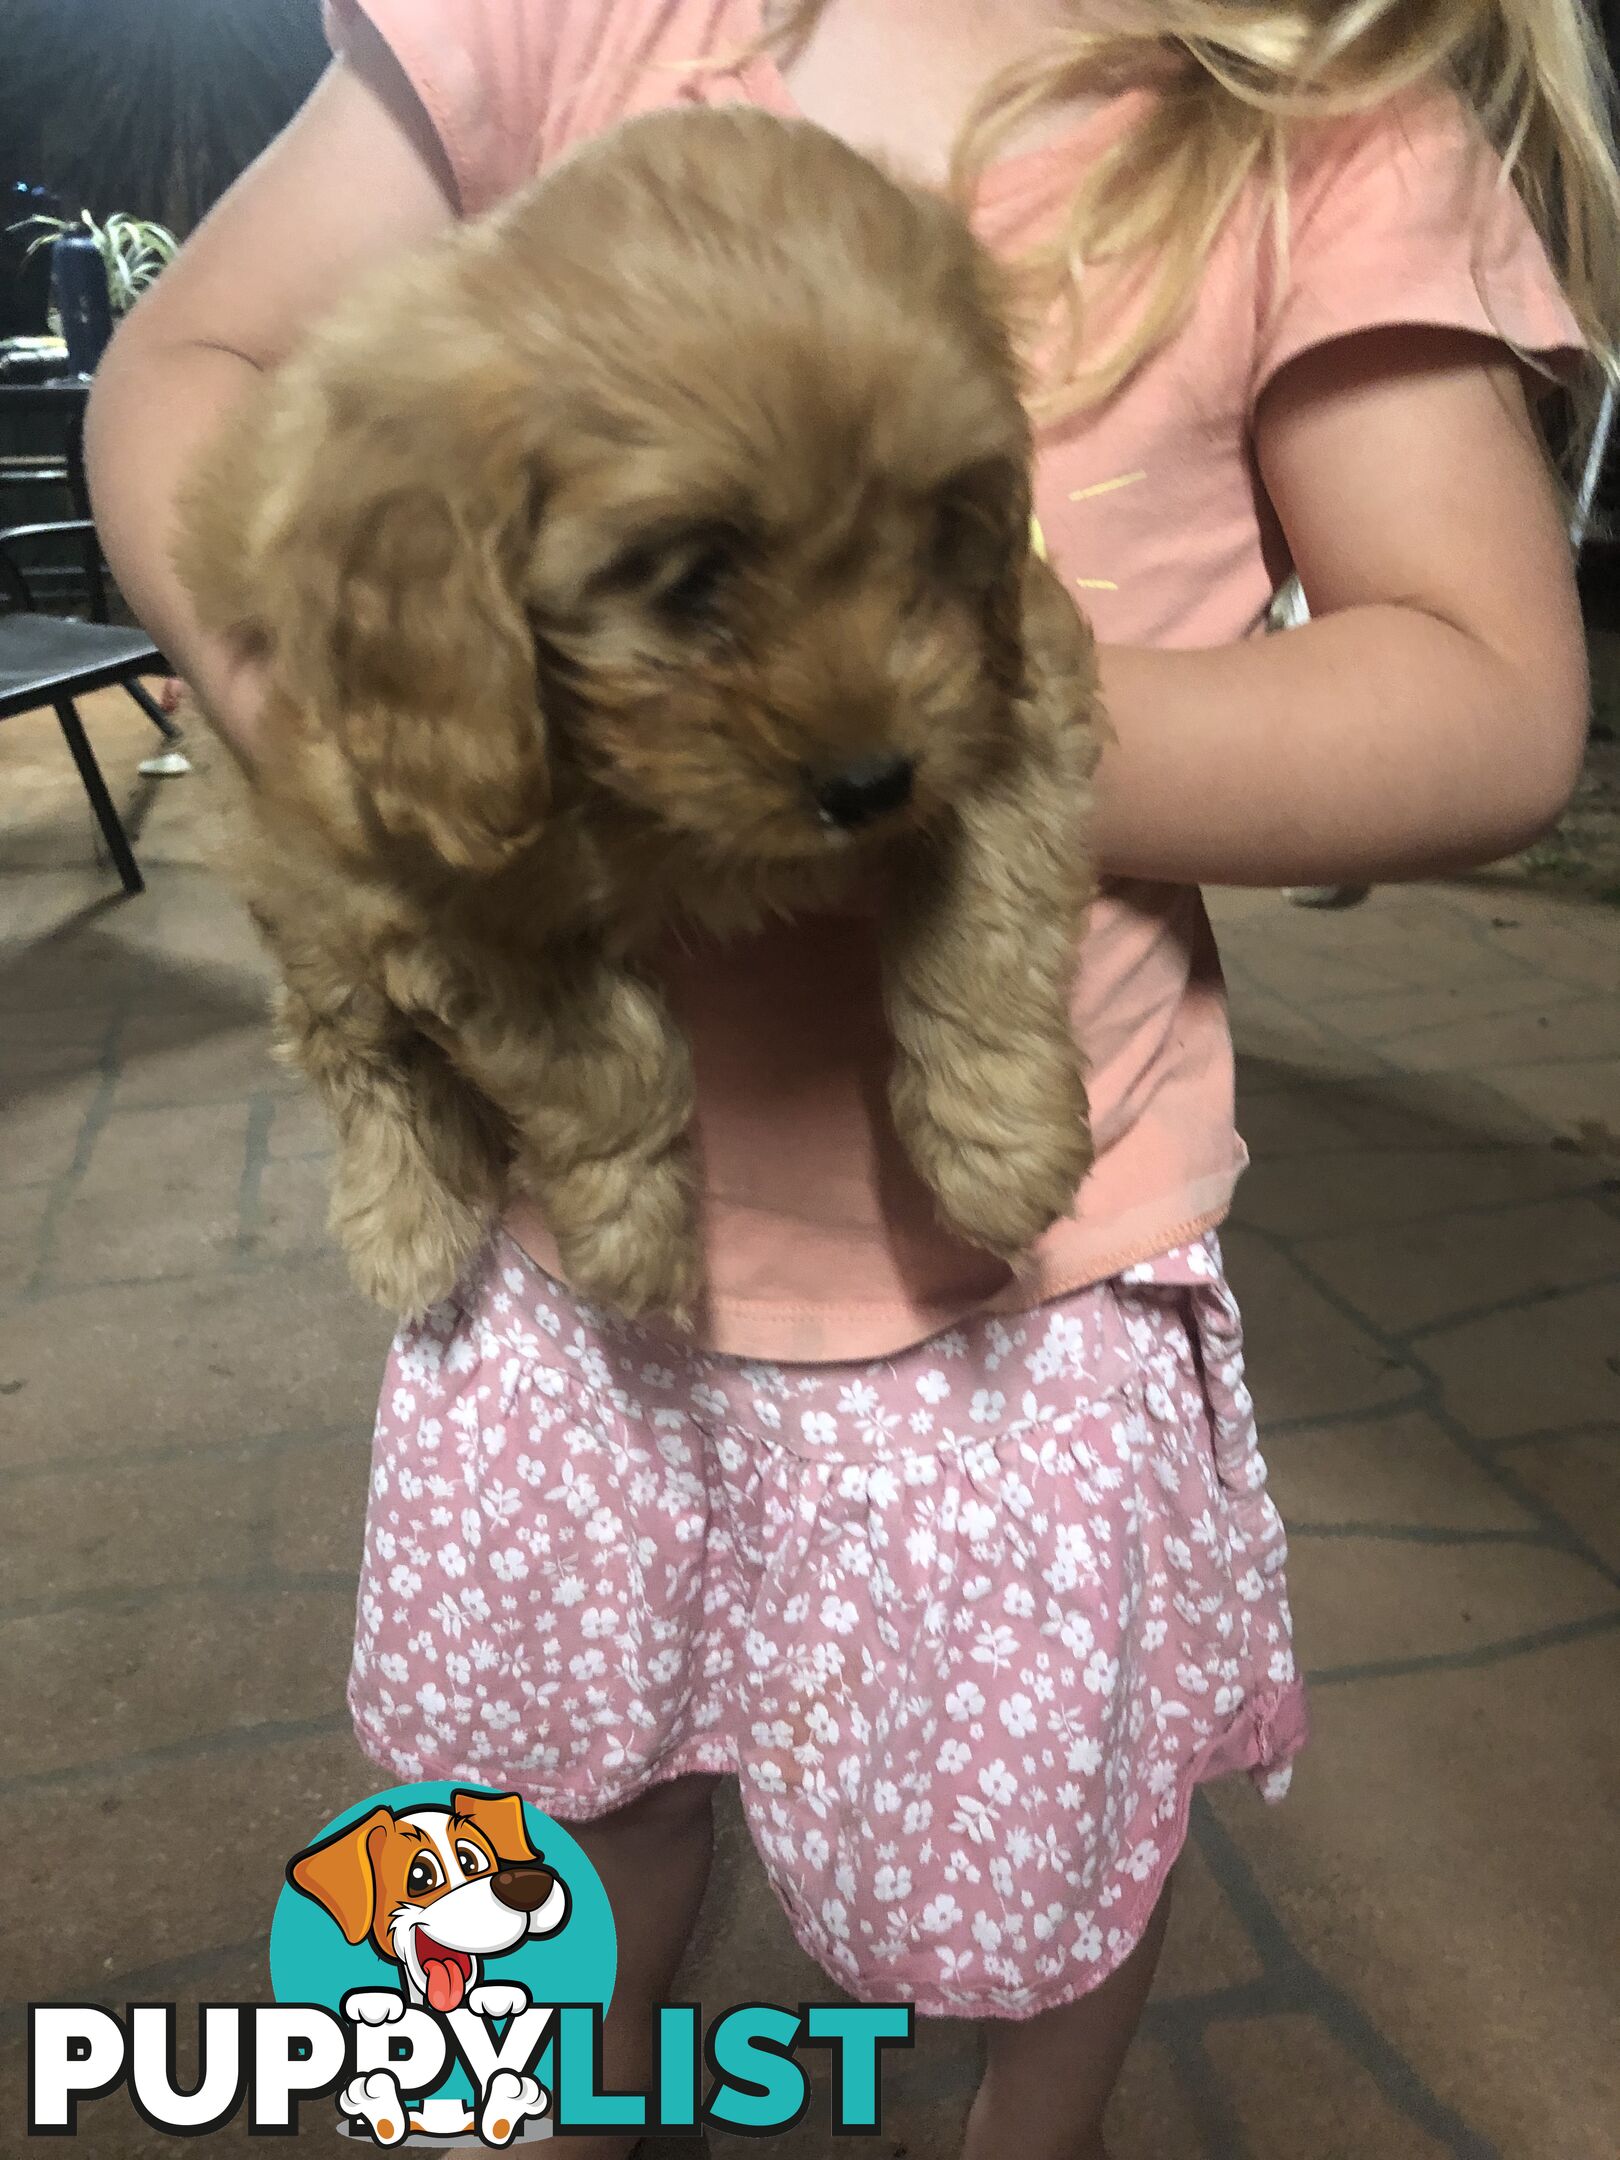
<box><xmin>286</xmin><ymin>1805</ymin><xmax>394</xmax><ymax>1946</ymax></box>
<box><xmin>451</xmin><ymin>1788</ymin><xmax>538</xmax><ymax>1865</ymax></box>
<box><xmin>264</xmin><ymin>418</ymin><xmax>549</xmax><ymax>875</ymax></box>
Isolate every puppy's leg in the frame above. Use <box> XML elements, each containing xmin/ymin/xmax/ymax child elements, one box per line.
<box><xmin>884</xmin><ymin>571</ymin><xmax>1101</xmax><ymax>1265</ymax></box>
<box><xmin>275</xmin><ymin>973</ymin><xmax>505</xmax><ymax>1316</ymax></box>
<box><xmin>441</xmin><ymin>954</ymin><xmax>700</xmax><ymax>1325</ymax></box>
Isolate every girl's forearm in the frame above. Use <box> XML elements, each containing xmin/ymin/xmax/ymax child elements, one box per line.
<box><xmin>1093</xmin><ymin>604</ymin><xmax>1588</xmax><ymax>888</ymax></box>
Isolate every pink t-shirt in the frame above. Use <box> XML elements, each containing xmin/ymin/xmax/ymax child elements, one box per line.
<box><xmin>326</xmin><ymin>0</ymin><xmax>1580</xmax><ymax>1359</ymax></box>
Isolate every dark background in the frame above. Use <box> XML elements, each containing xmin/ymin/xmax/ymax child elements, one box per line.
<box><xmin>0</xmin><ymin>0</ymin><xmax>330</xmax><ymax>335</ymax></box>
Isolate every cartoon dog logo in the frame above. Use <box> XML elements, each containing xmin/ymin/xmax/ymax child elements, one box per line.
<box><xmin>288</xmin><ymin>1788</ymin><xmax>570</xmax><ymax>2145</ymax></box>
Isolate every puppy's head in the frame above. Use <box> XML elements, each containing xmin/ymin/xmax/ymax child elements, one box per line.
<box><xmin>522</xmin><ymin>108</ymin><xmax>1038</xmax><ymax>863</ymax></box>
<box><xmin>184</xmin><ymin>107</ymin><xmax>1037</xmax><ymax>871</ymax></box>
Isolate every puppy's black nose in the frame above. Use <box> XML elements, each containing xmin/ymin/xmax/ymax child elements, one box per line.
<box><xmin>490</xmin><ymin>1864</ymin><xmax>557</xmax><ymax>1913</ymax></box>
<box><xmin>814</xmin><ymin>754</ymin><xmax>915</xmax><ymax>831</ymax></box>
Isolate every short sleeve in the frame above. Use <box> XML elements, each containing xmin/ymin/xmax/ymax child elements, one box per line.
<box><xmin>1252</xmin><ymin>90</ymin><xmax>1584</xmax><ymax>403</ymax></box>
<box><xmin>322</xmin><ymin>0</ymin><xmax>559</xmax><ymax>214</ymax></box>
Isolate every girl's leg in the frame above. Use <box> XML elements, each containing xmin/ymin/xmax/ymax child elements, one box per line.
<box><xmin>961</xmin><ymin>1878</ymin><xmax>1172</xmax><ymax>2160</ymax></box>
<box><xmin>537</xmin><ymin>1770</ymin><xmax>722</xmax><ymax>2160</ymax></box>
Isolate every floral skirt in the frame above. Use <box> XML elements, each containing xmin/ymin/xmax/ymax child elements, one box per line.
<box><xmin>349</xmin><ymin>1230</ymin><xmax>1306</xmax><ymax>2018</ymax></box>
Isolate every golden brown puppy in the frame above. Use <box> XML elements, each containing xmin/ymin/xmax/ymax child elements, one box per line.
<box><xmin>176</xmin><ymin>105</ymin><xmax>1103</xmax><ymax>1327</ymax></box>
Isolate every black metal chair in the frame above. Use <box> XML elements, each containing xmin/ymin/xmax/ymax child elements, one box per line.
<box><xmin>0</xmin><ymin>381</ymin><xmax>190</xmax><ymax>897</ymax></box>
<box><xmin>0</xmin><ymin>513</ymin><xmax>165</xmax><ymax>897</ymax></box>
<box><xmin>0</xmin><ymin>381</ymin><xmax>184</xmax><ymax>748</ymax></box>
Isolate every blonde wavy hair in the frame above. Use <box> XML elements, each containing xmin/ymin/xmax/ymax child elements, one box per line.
<box><xmin>763</xmin><ymin>0</ymin><xmax>1620</xmax><ymax>449</ymax></box>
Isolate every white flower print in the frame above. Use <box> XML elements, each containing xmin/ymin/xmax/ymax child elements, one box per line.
<box><xmin>946</xmin><ymin>1681</ymin><xmax>987</xmax><ymax>1722</ymax></box>
<box><xmin>351</xmin><ymin>1231</ymin><xmax>1301</xmax><ymax>2024</ymax></box>
<box><xmin>999</xmin><ymin>1694</ymin><xmax>1038</xmax><ymax>1739</ymax></box>
<box><xmin>1082</xmin><ymin>1650</ymin><xmax>1120</xmax><ymax>1698</ymax></box>
<box><xmin>979</xmin><ymin>1760</ymin><xmax>1018</xmax><ymax>1806</ymax></box>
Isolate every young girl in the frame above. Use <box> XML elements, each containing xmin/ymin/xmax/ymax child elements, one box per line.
<box><xmin>86</xmin><ymin>3</ymin><xmax>1617</xmax><ymax>2153</ymax></box>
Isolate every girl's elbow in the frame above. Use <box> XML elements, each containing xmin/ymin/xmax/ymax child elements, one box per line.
<box><xmin>1489</xmin><ymin>673</ymin><xmax>1590</xmax><ymax>857</ymax></box>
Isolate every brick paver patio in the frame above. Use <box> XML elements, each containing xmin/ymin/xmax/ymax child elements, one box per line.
<box><xmin>3</xmin><ymin>692</ymin><xmax>1617</xmax><ymax>2157</ymax></box>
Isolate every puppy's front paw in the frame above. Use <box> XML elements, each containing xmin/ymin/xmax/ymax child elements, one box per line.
<box><xmin>894</xmin><ymin>1050</ymin><xmax>1092</xmax><ymax>1265</ymax></box>
<box><xmin>527</xmin><ymin>1147</ymin><xmax>701</xmax><ymax>1326</ymax></box>
<box><xmin>332</xmin><ymin>1171</ymin><xmax>491</xmax><ymax>1319</ymax></box>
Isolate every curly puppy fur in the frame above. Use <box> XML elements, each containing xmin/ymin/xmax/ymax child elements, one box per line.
<box><xmin>176</xmin><ymin>106</ymin><xmax>1103</xmax><ymax>1327</ymax></box>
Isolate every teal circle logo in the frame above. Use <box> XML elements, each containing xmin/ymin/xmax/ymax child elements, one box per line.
<box><xmin>270</xmin><ymin>1781</ymin><xmax>616</xmax><ymax>2128</ymax></box>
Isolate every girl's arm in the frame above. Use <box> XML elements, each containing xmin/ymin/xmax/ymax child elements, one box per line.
<box><xmin>84</xmin><ymin>12</ymin><xmax>458</xmax><ymax>760</ymax></box>
<box><xmin>1092</xmin><ymin>327</ymin><xmax>1591</xmax><ymax>886</ymax></box>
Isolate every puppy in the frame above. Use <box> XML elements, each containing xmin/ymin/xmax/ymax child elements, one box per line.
<box><xmin>177</xmin><ymin>105</ymin><xmax>1103</xmax><ymax>1326</ymax></box>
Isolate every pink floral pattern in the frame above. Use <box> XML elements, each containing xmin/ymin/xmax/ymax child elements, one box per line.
<box><xmin>350</xmin><ymin>1231</ymin><xmax>1306</xmax><ymax>2017</ymax></box>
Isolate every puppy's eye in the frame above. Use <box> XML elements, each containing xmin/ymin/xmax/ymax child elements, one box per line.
<box><xmin>406</xmin><ymin>1854</ymin><xmax>442</xmax><ymax>1898</ymax></box>
<box><xmin>455</xmin><ymin>1842</ymin><xmax>489</xmax><ymax>1877</ymax></box>
<box><xmin>595</xmin><ymin>525</ymin><xmax>741</xmax><ymax>630</ymax></box>
<box><xmin>658</xmin><ymin>542</ymin><xmax>734</xmax><ymax>623</ymax></box>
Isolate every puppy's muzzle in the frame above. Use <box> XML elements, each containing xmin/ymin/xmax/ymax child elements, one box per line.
<box><xmin>813</xmin><ymin>754</ymin><xmax>915</xmax><ymax>832</ymax></box>
<box><xmin>490</xmin><ymin>1863</ymin><xmax>560</xmax><ymax>1913</ymax></box>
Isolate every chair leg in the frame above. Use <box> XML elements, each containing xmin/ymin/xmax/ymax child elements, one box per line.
<box><xmin>123</xmin><ymin>677</ymin><xmax>184</xmax><ymax>743</ymax></box>
<box><xmin>54</xmin><ymin>697</ymin><xmax>144</xmax><ymax>896</ymax></box>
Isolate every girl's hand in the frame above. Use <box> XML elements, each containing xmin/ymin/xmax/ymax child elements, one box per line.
<box><xmin>189</xmin><ymin>639</ymin><xmax>271</xmax><ymax>769</ymax></box>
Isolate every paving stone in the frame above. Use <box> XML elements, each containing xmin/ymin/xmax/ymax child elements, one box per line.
<box><xmin>1450</xmin><ymin>897</ymin><xmax>1620</xmax><ymax>995</ymax></box>
<box><xmin>1224</xmin><ymin>983</ymin><xmax>1389</xmax><ymax>1085</ymax></box>
<box><xmin>1105</xmin><ymin>2033</ymin><xmax>1209</xmax><ymax>2160</ymax></box>
<box><xmin>47</xmin><ymin>1099</ymin><xmax>251</xmax><ymax>1283</ymax></box>
<box><xmin>1205</xmin><ymin>2013</ymin><xmax>1456</xmax><ymax>2159</ymax></box>
<box><xmin>1262</xmin><ymin>1413</ymin><xmax>1533</xmax><ymax>1534</ymax></box>
<box><xmin>1233</xmin><ymin>1086</ymin><xmax>1368</xmax><ymax>1160</ymax></box>
<box><xmin>1296</xmin><ymin>1193</ymin><xmax>1620</xmax><ymax>1336</ymax></box>
<box><xmin>1303</xmin><ymin>1069</ymin><xmax>1555</xmax><ymax>1152</ymax></box>
<box><xmin>0</xmin><ymin>1261</ymin><xmax>387</xmax><ymax>1471</ymax></box>
<box><xmin>1233</xmin><ymin>1142</ymin><xmax>1595</xmax><ymax>1244</ymax></box>
<box><xmin>0</xmin><ymin>1176</ymin><xmax>52</xmax><ymax>1296</ymax></box>
<box><xmin>3</xmin><ymin>1442</ymin><xmax>273</xmax><ymax>1606</ymax></box>
<box><xmin>1224</xmin><ymin>943</ymin><xmax>1410</xmax><ymax>1005</ymax></box>
<box><xmin>1420</xmin><ymin>1282</ymin><xmax>1620</xmax><ymax>1442</ymax></box>
<box><xmin>0</xmin><ymin>1067</ymin><xmax>105</xmax><ymax>1190</ymax></box>
<box><xmin>1506</xmin><ymin>1433</ymin><xmax>1620</xmax><ymax>1572</ymax></box>
<box><xmin>114</xmin><ymin>1007</ymin><xmax>288</xmax><ymax>1110</ymax></box>
<box><xmin>7</xmin><ymin>1580</ymin><xmax>353</xmax><ymax>1782</ymax></box>
<box><xmin>1309</xmin><ymin>971</ymin><xmax>1588</xmax><ymax>1045</ymax></box>
<box><xmin>1202</xmin><ymin>1636</ymin><xmax>1620</xmax><ymax>2160</ymax></box>
<box><xmin>1220</xmin><ymin>1228</ymin><xmax>1417</xmax><ymax>1423</ymax></box>
<box><xmin>266</xmin><ymin>1085</ymin><xmax>335</xmax><ymax>1160</ymax></box>
<box><xmin>1290</xmin><ymin>1531</ymin><xmax>1615</xmax><ymax>1680</ymax></box>
<box><xmin>1476</xmin><ymin>1058</ymin><xmax>1620</xmax><ymax>1152</ymax></box>
<box><xmin>11</xmin><ymin>1728</ymin><xmax>379</xmax><ymax>2004</ymax></box>
<box><xmin>251</xmin><ymin>1154</ymin><xmax>340</xmax><ymax>1263</ymax></box>
<box><xmin>268</xmin><ymin>1429</ymin><xmax>373</xmax><ymax>1575</ymax></box>
<box><xmin>1376</xmin><ymin>995</ymin><xmax>1620</xmax><ymax>1075</ymax></box>
<box><xmin>1151</xmin><ymin>1840</ymin><xmax>1266</xmax><ymax>1999</ymax></box>
<box><xmin>0</xmin><ymin>1003</ymin><xmax>111</xmax><ymax>1082</ymax></box>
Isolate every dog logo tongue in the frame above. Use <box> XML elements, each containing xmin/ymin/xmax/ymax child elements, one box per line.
<box><xmin>418</xmin><ymin>1936</ymin><xmax>471</xmax><ymax>2013</ymax></box>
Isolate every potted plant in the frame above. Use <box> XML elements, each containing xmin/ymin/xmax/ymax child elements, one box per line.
<box><xmin>11</xmin><ymin>208</ymin><xmax>178</xmax><ymax>375</ymax></box>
